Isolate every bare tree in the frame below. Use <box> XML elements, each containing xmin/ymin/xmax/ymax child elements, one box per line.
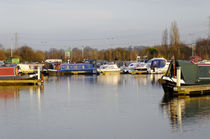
<box><xmin>162</xmin><ymin>29</ymin><xmax>168</xmax><ymax>46</ymax></box>
<box><xmin>170</xmin><ymin>21</ymin><xmax>180</xmax><ymax>46</ymax></box>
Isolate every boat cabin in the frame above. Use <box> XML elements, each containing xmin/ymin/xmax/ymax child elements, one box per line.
<box><xmin>60</xmin><ymin>63</ymin><xmax>96</xmax><ymax>71</ymax></box>
<box><xmin>165</xmin><ymin>60</ymin><xmax>210</xmax><ymax>84</ymax></box>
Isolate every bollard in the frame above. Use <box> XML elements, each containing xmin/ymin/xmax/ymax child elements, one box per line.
<box><xmin>41</xmin><ymin>73</ymin><xmax>44</xmax><ymax>84</ymax></box>
<box><xmin>176</xmin><ymin>67</ymin><xmax>181</xmax><ymax>87</ymax></box>
<box><xmin>38</xmin><ymin>66</ymin><xmax>40</xmax><ymax>80</ymax></box>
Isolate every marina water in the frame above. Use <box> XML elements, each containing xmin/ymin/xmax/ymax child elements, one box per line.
<box><xmin>0</xmin><ymin>74</ymin><xmax>210</xmax><ymax>139</ymax></box>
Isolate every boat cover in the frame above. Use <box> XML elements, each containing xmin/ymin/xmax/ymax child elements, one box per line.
<box><xmin>177</xmin><ymin>60</ymin><xmax>198</xmax><ymax>84</ymax></box>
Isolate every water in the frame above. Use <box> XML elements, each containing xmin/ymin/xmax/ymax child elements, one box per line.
<box><xmin>0</xmin><ymin>74</ymin><xmax>210</xmax><ymax>139</ymax></box>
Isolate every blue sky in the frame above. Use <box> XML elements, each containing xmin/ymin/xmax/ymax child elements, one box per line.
<box><xmin>0</xmin><ymin>0</ymin><xmax>210</xmax><ymax>50</ymax></box>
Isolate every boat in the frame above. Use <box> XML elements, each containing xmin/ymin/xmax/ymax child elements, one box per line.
<box><xmin>159</xmin><ymin>60</ymin><xmax>210</xmax><ymax>96</ymax></box>
<box><xmin>97</xmin><ymin>64</ymin><xmax>121</xmax><ymax>75</ymax></box>
<box><xmin>47</xmin><ymin>63</ymin><xmax>97</xmax><ymax>76</ymax></box>
<box><xmin>124</xmin><ymin>61</ymin><xmax>147</xmax><ymax>74</ymax></box>
<box><xmin>136</xmin><ymin>58</ymin><xmax>169</xmax><ymax>74</ymax></box>
<box><xmin>128</xmin><ymin>62</ymin><xmax>148</xmax><ymax>74</ymax></box>
<box><xmin>120</xmin><ymin>65</ymin><xmax>129</xmax><ymax>74</ymax></box>
<box><xmin>0</xmin><ymin>65</ymin><xmax>42</xmax><ymax>85</ymax></box>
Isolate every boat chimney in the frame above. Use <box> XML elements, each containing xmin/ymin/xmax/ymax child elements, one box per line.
<box><xmin>176</xmin><ymin>67</ymin><xmax>181</xmax><ymax>87</ymax></box>
<box><xmin>38</xmin><ymin>66</ymin><xmax>41</xmax><ymax>80</ymax></box>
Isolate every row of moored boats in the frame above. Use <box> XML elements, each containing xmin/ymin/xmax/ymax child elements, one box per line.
<box><xmin>44</xmin><ymin>57</ymin><xmax>170</xmax><ymax>76</ymax></box>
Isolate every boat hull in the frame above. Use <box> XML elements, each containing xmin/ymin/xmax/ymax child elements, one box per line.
<box><xmin>100</xmin><ymin>71</ymin><xmax>121</xmax><ymax>75</ymax></box>
<box><xmin>0</xmin><ymin>76</ymin><xmax>41</xmax><ymax>86</ymax></box>
<box><xmin>48</xmin><ymin>70</ymin><xmax>96</xmax><ymax>76</ymax></box>
<box><xmin>130</xmin><ymin>70</ymin><xmax>148</xmax><ymax>75</ymax></box>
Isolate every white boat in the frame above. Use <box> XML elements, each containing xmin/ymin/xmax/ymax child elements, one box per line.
<box><xmin>97</xmin><ymin>64</ymin><xmax>121</xmax><ymax>75</ymax></box>
<box><xmin>137</xmin><ymin>58</ymin><xmax>169</xmax><ymax>74</ymax></box>
<box><xmin>127</xmin><ymin>62</ymin><xmax>148</xmax><ymax>74</ymax></box>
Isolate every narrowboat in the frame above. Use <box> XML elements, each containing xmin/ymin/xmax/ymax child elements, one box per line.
<box><xmin>159</xmin><ymin>60</ymin><xmax>210</xmax><ymax>95</ymax></box>
<box><xmin>0</xmin><ymin>65</ymin><xmax>41</xmax><ymax>85</ymax></box>
<box><xmin>47</xmin><ymin>63</ymin><xmax>97</xmax><ymax>76</ymax></box>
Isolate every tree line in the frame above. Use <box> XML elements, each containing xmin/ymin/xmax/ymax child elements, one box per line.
<box><xmin>0</xmin><ymin>21</ymin><xmax>209</xmax><ymax>62</ymax></box>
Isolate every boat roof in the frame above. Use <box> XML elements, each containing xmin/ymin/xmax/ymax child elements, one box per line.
<box><xmin>61</xmin><ymin>63</ymin><xmax>93</xmax><ymax>65</ymax></box>
<box><xmin>149</xmin><ymin>58</ymin><xmax>166</xmax><ymax>61</ymax></box>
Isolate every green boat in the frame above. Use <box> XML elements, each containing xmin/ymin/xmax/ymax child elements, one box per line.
<box><xmin>159</xmin><ymin>60</ymin><xmax>210</xmax><ymax>95</ymax></box>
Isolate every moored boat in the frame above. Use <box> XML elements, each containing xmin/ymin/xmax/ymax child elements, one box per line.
<box><xmin>0</xmin><ymin>65</ymin><xmax>41</xmax><ymax>85</ymax></box>
<box><xmin>159</xmin><ymin>60</ymin><xmax>210</xmax><ymax>96</ymax></box>
<box><xmin>97</xmin><ymin>64</ymin><xmax>121</xmax><ymax>75</ymax></box>
<box><xmin>47</xmin><ymin>63</ymin><xmax>97</xmax><ymax>76</ymax></box>
<box><xmin>146</xmin><ymin>58</ymin><xmax>169</xmax><ymax>74</ymax></box>
<box><xmin>129</xmin><ymin>58</ymin><xmax>169</xmax><ymax>74</ymax></box>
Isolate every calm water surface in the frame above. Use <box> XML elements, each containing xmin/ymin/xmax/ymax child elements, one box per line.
<box><xmin>0</xmin><ymin>74</ymin><xmax>210</xmax><ymax>139</ymax></box>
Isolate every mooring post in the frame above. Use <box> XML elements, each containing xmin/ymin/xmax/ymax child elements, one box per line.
<box><xmin>38</xmin><ymin>66</ymin><xmax>40</xmax><ymax>80</ymax></box>
<box><xmin>41</xmin><ymin>73</ymin><xmax>44</xmax><ymax>85</ymax></box>
<box><xmin>177</xmin><ymin>67</ymin><xmax>181</xmax><ymax>87</ymax></box>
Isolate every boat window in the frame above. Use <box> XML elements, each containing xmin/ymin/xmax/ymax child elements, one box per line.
<box><xmin>151</xmin><ymin>61</ymin><xmax>159</xmax><ymax>68</ymax></box>
<box><xmin>82</xmin><ymin>65</ymin><xmax>85</xmax><ymax>69</ymax></box>
<box><xmin>84</xmin><ymin>65</ymin><xmax>88</xmax><ymax>69</ymax></box>
<box><xmin>74</xmin><ymin>65</ymin><xmax>78</xmax><ymax>69</ymax></box>
<box><xmin>102</xmin><ymin>66</ymin><xmax>107</xmax><ymax>69</ymax></box>
<box><xmin>160</xmin><ymin>61</ymin><xmax>166</xmax><ymax>67</ymax></box>
<box><xmin>61</xmin><ymin>65</ymin><xmax>65</xmax><ymax>70</ymax></box>
<box><xmin>147</xmin><ymin>60</ymin><xmax>152</xmax><ymax>64</ymax></box>
<box><xmin>65</xmin><ymin>65</ymin><xmax>69</xmax><ymax>70</ymax></box>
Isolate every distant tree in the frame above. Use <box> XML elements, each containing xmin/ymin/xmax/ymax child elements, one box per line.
<box><xmin>162</xmin><ymin>29</ymin><xmax>168</xmax><ymax>58</ymax></box>
<box><xmin>47</xmin><ymin>48</ymin><xmax>64</xmax><ymax>59</ymax></box>
<box><xmin>34</xmin><ymin>50</ymin><xmax>45</xmax><ymax>62</ymax></box>
<box><xmin>196</xmin><ymin>39</ymin><xmax>210</xmax><ymax>59</ymax></box>
<box><xmin>146</xmin><ymin>47</ymin><xmax>159</xmax><ymax>59</ymax></box>
<box><xmin>170</xmin><ymin>21</ymin><xmax>180</xmax><ymax>46</ymax></box>
<box><xmin>72</xmin><ymin>48</ymin><xmax>82</xmax><ymax>61</ymax></box>
<box><xmin>162</xmin><ymin>29</ymin><xmax>168</xmax><ymax>46</ymax></box>
<box><xmin>19</xmin><ymin>46</ymin><xmax>35</xmax><ymax>62</ymax></box>
<box><xmin>0</xmin><ymin>49</ymin><xmax>6</xmax><ymax>59</ymax></box>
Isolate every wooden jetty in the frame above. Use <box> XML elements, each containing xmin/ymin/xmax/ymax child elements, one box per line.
<box><xmin>173</xmin><ymin>84</ymin><xmax>210</xmax><ymax>95</ymax></box>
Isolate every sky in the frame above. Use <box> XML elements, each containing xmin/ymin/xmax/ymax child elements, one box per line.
<box><xmin>0</xmin><ymin>0</ymin><xmax>210</xmax><ymax>50</ymax></box>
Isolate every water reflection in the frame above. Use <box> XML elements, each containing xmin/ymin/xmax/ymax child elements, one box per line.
<box><xmin>0</xmin><ymin>85</ymin><xmax>44</xmax><ymax>112</ymax></box>
<box><xmin>97</xmin><ymin>75</ymin><xmax>121</xmax><ymax>85</ymax></box>
<box><xmin>45</xmin><ymin>74</ymin><xmax>164</xmax><ymax>88</ymax></box>
<box><xmin>161</xmin><ymin>94</ymin><xmax>210</xmax><ymax>132</ymax></box>
<box><xmin>0</xmin><ymin>86</ymin><xmax>43</xmax><ymax>99</ymax></box>
<box><xmin>45</xmin><ymin>75</ymin><xmax>98</xmax><ymax>85</ymax></box>
<box><xmin>0</xmin><ymin>86</ymin><xmax>20</xmax><ymax>99</ymax></box>
<box><xmin>133</xmin><ymin>74</ymin><xmax>163</xmax><ymax>87</ymax></box>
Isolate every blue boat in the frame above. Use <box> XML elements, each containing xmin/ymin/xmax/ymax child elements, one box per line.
<box><xmin>47</xmin><ymin>63</ymin><xmax>97</xmax><ymax>76</ymax></box>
